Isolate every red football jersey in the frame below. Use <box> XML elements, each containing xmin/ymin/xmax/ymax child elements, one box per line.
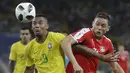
<box><xmin>66</xmin><ymin>28</ymin><xmax>114</xmax><ymax>73</ymax></box>
<box><xmin>118</xmin><ymin>51</ymin><xmax>129</xmax><ymax>73</ymax></box>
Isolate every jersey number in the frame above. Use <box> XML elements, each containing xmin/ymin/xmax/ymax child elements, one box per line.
<box><xmin>42</xmin><ymin>53</ymin><xmax>48</xmax><ymax>63</ymax></box>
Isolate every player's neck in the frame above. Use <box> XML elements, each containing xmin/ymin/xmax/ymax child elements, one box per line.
<box><xmin>95</xmin><ymin>36</ymin><xmax>101</xmax><ymax>41</ymax></box>
<box><xmin>36</xmin><ymin>31</ymin><xmax>48</xmax><ymax>43</ymax></box>
<box><xmin>21</xmin><ymin>41</ymin><xmax>28</xmax><ymax>45</ymax></box>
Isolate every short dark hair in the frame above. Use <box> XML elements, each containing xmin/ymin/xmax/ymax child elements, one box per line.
<box><xmin>35</xmin><ymin>14</ymin><xmax>48</xmax><ymax>23</ymax></box>
<box><xmin>36</xmin><ymin>14</ymin><xmax>46</xmax><ymax>18</ymax></box>
<box><xmin>20</xmin><ymin>26</ymin><xmax>32</xmax><ymax>34</ymax></box>
<box><xmin>95</xmin><ymin>12</ymin><xmax>110</xmax><ymax>20</ymax></box>
<box><xmin>20</xmin><ymin>26</ymin><xmax>30</xmax><ymax>30</ymax></box>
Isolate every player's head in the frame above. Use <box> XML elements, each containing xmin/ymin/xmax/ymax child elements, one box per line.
<box><xmin>92</xmin><ymin>12</ymin><xmax>110</xmax><ymax>39</ymax></box>
<box><xmin>118</xmin><ymin>45</ymin><xmax>125</xmax><ymax>52</ymax></box>
<box><xmin>31</xmin><ymin>14</ymin><xmax>49</xmax><ymax>37</ymax></box>
<box><xmin>20</xmin><ymin>27</ymin><xmax>31</xmax><ymax>44</ymax></box>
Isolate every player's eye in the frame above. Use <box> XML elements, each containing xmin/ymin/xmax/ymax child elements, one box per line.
<box><xmin>102</xmin><ymin>24</ymin><xmax>107</xmax><ymax>28</ymax></box>
<box><xmin>39</xmin><ymin>22</ymin><xmax>43</xmax><ymax>24</ymax></box>
<box><xmin>26</xmin><ymin>33</ymin><xmax>29</xmax><ymax>35</ymax></box>
<box><xmin>32</xmin><ymin>21</ymin><xmax>36</xmax><ymax>25</ymax></box>
<box><xmin>21</xmin><ymin>33</ymin><xmax>24</xmax><ymax>35</ymax></box>
<box><xmin>39</xmin><ymin>21</ymin><xmax>43</xmax><ymax>24</ymax></box>
<box><xmin>96</xmin><ymin>22</ymin><xmax>100</xmax><ymax>26</ymax></box>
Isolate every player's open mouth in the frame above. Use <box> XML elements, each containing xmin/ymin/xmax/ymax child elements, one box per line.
<box><xmin>35</xmin><ymin>30</ymin><xmax>40</xmax><ymax>33</ymax></box>
<box><xmin>96</xmin><ymin>31</ymin><xmax>102</xmax><ymax>35</ymax></box>
<box><xmin>35</xmin><ymin>30</ymin><xmax>39</xmax><ymax>32</ymax></box>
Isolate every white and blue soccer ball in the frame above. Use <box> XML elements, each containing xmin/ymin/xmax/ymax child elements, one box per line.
<box><xmin>15</xmin><ymin>2</ymin><xmax>36</xmax><ymax>23</ymax></box>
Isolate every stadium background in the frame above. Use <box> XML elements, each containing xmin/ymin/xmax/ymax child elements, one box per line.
<box><xmin>0</xmin><ymin>0</ymin><xmax>130</xmax><ymax>73</ymax></box>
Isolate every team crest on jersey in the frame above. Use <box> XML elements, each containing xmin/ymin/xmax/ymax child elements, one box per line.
<box><xmin>100</xmin><ymin>46</ymin><xmax>105</xmax><ymax>53</ymax></box>
<box><xmin>48</xmin><ymin>43</ymin><xmax>52</xmax><ymax>49</ymax></box>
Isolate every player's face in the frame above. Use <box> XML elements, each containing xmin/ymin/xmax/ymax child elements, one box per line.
<box><xmin>20</xmin><ymin>29</ymin><xmax>31</xmax><ymax>43</ymax></box>
<box><xmin>92</xmin><ymin>17</ymin><xmax>109</xmax><ymax>38</ymax></box>
<box><xmin>32</xmin><ymin>17</ymin><xmax>48</xmax><ymax>37</ymax></box>
<box><xmin>118</xmin><ymin>45</ymin><xmax>124</xmax><ymax>52</ymax></box>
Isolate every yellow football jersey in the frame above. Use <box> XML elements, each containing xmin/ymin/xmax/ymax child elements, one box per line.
<box><xmin>9</xmin><ymin>41</ymin><xmax>26</xmax><ymax>73</ymax></box>
<box><xmin>25</xmin><ymin>32</ymin><xmax>66</xmax><ymax>73</ymax></box>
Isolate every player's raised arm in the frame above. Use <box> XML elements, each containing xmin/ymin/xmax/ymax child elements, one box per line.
<box><xmin>73</xmin><ymin>44</ymin><xmax>119</xmax><ymax>62</ymax></box>
<box><xmin>61</xmin><ymin>35</ymin><xmax>83</xmax><ymax>73</ymax></box>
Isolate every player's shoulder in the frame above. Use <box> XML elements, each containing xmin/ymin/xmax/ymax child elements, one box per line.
<box><xmin>103</xmin><ymin>36</ymin><xmax>112</xmax><ymax>43</ymax></box>
<box><xmin>49</xmin><ymin>31</ymin><xmax>65</xmax><ymax>37</ymax></box>
<box><xmin>78</xmin><ymin>28</ymin><xmax>90</xmax><ymax>33</ymax></box>
<box><xmin>11</xmin><ymin>41</ymin><xmax>21</xmax><ymax>46</ymax></box>
<box><xmin>27</xmin><ymin>38</ymin><xmax>36</xmax><ymax>46</ymax></box>
<box><xmin>71</xmin><ymin>28</ymin><xmax>91</xmax><ymax>37</ymax></box>
<box><xmin>24</xmin><ymin>39</ymin><xmax>36</xmax><ymax>51</ymax></box>
<box><xmin>49</xmin><ymin>32</ymin><xmax>64</xmax><ymax>35</ymax></box>
<box><xmin>48</xmin><ymin>32</ymin><xmax>65</xmax><ymax>43</ymax></box>
<box><xmin>76</xmin><ymin>28</ymin><xmax>91</xmax><ymax>35</ymax></box>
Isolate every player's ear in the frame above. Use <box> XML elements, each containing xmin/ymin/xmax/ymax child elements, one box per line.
<box><xmin>107</xmin><ymin>26</ymin><xmax>110</xmax><ymax>31</ymax></box>
<box><xmin>46</xmin><ymin>24</ymin><xmax>49</xmax><ymax>29</ymax></box>
<box><xmin>92</xmin><ymin>21</ymin><xmax>94</xmax><ymax>27</ymax></box>
<box><xmin>31</xmin><ymin>26</ymin><xmax>33</xmax><ymax>30</ymax></box>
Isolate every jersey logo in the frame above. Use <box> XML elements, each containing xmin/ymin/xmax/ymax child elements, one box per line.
<box><xmin>100</xmin><ymin>46</ymin><xmax>105</xmax><ymax>53</ymax></box>
<box><xmin>48</xmin><ymin>43</ymin><xmax>52</xmax><ymax>50</ymax></box>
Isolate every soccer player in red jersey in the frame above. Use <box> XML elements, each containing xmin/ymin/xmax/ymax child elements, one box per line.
<box><xmin>117</xmin><ymin>45</ymin><xmax>129</xmax><ymax>73</ymax></box>
<box><xmin>61</xmin><ymin>12</ymin><xmax>124</xmax><ymax>73</ymax></box>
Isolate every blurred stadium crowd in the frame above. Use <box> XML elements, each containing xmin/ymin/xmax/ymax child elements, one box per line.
<box><xmin>0</xmin><ymin>0</ymin><xmax>130</xmax><ymax>73</ymax></box>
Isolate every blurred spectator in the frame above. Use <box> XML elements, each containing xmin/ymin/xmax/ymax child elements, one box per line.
<box><xmin>118</xmin><ymin>44</ymin><xmax>129</xmax><ymax>73</ymax></box>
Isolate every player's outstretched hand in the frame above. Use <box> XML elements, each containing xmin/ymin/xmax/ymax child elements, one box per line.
<box><xmin>101</xmin><ymin>51</ymin><xmax>120</xmax><ymax>62</ymax></box>
<box><xmin>73</xmin><ymin>64</ymin><xmax>83</xmax><ymax>73</ymax></box>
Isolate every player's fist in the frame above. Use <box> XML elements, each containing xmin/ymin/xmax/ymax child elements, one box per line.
<box><xmin>73</xmin><ymin>64</ymin><xmax>83</xmax><ymax>73</ymax></box>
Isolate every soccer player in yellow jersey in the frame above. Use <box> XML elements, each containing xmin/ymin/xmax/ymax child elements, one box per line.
<box><xmin>24</xmin><ymin>15</ymin><xmax>66</xmax><ymax>73</ymax></box>
<box><xmin>9</xmin><ymin>27</ymin><xmax>32</xmax><ymax>73</ymax></box>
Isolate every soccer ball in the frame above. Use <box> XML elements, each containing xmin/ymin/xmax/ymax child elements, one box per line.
<box><xmin>15</xmin><ymin>2</ymin><xmax>36</xmax><ymax>23</ymax></box>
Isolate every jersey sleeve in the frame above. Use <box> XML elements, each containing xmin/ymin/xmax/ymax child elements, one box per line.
<box><xmin>24</xmin><ymin>43</ymin><xmax>33</xmax><ymax>66</ymax></box>
<box><xmin>9</xmin><ymin>44</ymin><xmax>17</xmax><ymax>60</ymax></box>
<box><xmin>70</xmin><ymin>28</ymin><xmax>90</xmax><ymax>43</ymax></box>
